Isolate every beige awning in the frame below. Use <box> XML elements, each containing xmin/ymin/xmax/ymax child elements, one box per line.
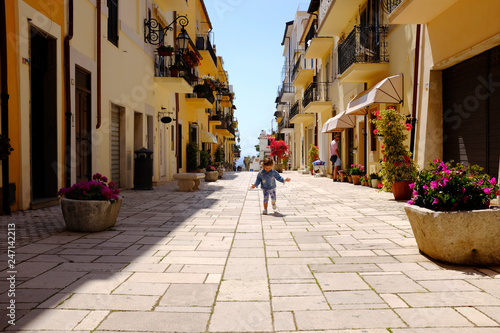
<box><xmin>345</xmin><ymin>73</ymin><xmax>404</xmax><ymax>115</ymax></box>
<box><xmin>200</xmin><ymin>130</ymin><xmax>217</xmax><ymax>144</ymax></box>
<box><xmin>321</xmin><ymin>111</ymin><xmax>356</xmax><ymax>133</ymax></box>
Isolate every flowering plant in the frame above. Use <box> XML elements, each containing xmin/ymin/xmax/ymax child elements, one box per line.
<box><xmin>407</xmin><ymin>160</ymin><xmax>499</xmax><ymax>211</ymax></box>
<box><xmin>372</xmin><ymin>107</ymin><xmax>418</xmax><ymax>191</ymax></box>
<box><xmin>360</xmin><ymin>175</ymin><xmax>368</xmax><ymax>183</ymax></box>
<box><xmin>269</xmin><ymin>139</ymin><xmax>289</xmax><ymax>161</ymax></box>
<box><xmin>58</xmin><ymin>173</ymin><xmax>120</xmax><ymax>202</ymax></box>
<box><xmin>349</xmin><ymin>164</ymin><xmax>365</xmax><ymax>176</ymax></box>
<box><xmin>206</xmin><ymin>165</ymin><xmax>216</xmax><ymax>171</ymax></box>
<box><xmin>307</xmin><ymin>144</ymin><xmax>319</xmax><ymax>171</ymax></box>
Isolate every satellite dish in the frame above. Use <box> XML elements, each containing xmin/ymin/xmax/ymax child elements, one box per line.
<box><xmin>161</xmin><ymin>116</ymin><xmax>172</xmax><ymax>124</ymax></box>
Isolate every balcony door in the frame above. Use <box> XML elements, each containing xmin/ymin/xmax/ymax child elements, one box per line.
<box><xmin>75</xmin><ymin>67</ymin><xmax>92</xmax><ymax>183</ymax></box>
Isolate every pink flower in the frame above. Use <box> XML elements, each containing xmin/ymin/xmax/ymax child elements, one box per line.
<box><xmin>490</xmin><ymin>177</ymin><xmax>497</xmax><ymax>185</ymax></box>
<box><xmin>430</xmin><ymin>181</ymin><xmax>438</xmax><ymax>189</ymax></box>
<box><xmin>409</xmin><ymin>183</ymin><xmax>415</xmax><ymax>189</ymax></box>
<box><xmin>412</xmin><ymin>190</ymin><xmax>418</xmax><ymax>196</ymax></box>
<box><xmin>380</xmin><ymin>144</ymin><xmax>384</xmax><ymax>149</ymax></box>
<box><xmin>432</xmin><ymin>198</ymin><xmax>439</xmax><ymax>205</ymax></box>
<box><xmin>406</xmin><ymin>123</ymin><xmax>413</xmax><ymax>131</ymax></box>
<box><xmin>407</xmin><ymin>200</ymin><xmax>415</xmax><ymax>205</ymax></box>
<box><xmin>484</xmin><ymin>188</ymin><xmax>491</xmax><ymax>195</ymax></box>
<box><xmin>373</xmin><ymin>129</ymin><xmax>378</xmax><ymax>135</ymax></box>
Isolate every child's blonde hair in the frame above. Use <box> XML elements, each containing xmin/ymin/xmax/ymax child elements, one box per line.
<box><xmin>262</xmin><ymin>157</ymin><xmax>274</xmax><ymax>167</ymax></box>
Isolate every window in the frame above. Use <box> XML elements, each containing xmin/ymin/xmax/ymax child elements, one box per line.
<box><xmin>107</xmin><ymin>0</ymin><xmax>118</xmax><ymax>46</ymax></box>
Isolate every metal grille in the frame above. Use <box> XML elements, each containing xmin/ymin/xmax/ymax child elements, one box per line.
<box><xmin>338</xmin><ymin>25</ymin><xmax>389</xmax><ymax>75</ymax></box>
<box><xmin>107</xmin><ymin>0</ymin><xmax>118</xmax><ymax>46</ymax></box>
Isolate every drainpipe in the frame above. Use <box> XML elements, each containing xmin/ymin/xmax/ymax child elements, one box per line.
<box><xmin>96</xmin><ymin>0</ymin><xmax>102</xmax><ymax>129</ymax></box>
<box><xmin>410</xmin><ymin>24</ymin><xmax>421</xmax><ymax>156</ymax></box>
<box><xmin>0</xmin><ymin>0</ymin><xmax>11</xmax><ymax>214</ymax></box>
<box><xmin>64</xmin><ymin>0</ymin><xmax>74</xmax><ymax>188</ymax></box>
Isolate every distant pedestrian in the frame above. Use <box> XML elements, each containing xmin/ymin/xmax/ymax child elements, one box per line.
<box><xmin>330</xmin><ymin>133</ymin><xmax>341</xmax><ymax>182</ymax></box>
<box><xmin>250</xmin><ymin>157</ymin><xmax>291</xmax><ymax>215</ymax></box>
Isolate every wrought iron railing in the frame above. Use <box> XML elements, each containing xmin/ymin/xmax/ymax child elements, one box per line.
<box><xmin>289</xmin><ymin>101</ymin><xmax>300</xmax><ymax>120</ymax></box>
<box><xmin>302</xmin><ymin>82</ymin><xmax>331</xmax><ymax>109</ymax></box>
<box><xmin>385</xmin><ymin>0</ymin><xmax>404</xmax><ymax>14</ymax></box>
<box><xmin>338</xmin><ymin>25</ymin><xmax>389</xmax><ymax>75</ymax></box>
<box><xmin>277</xmin><ymin>83</ymin><xmax>295</xmax><ymax>102</ymax></box>
<box><xmin>279</xmin><ymin>117</ymin><xmax>294</xmax><ymax>131</ymax></box>
<box><xmin>196</xmin><ymin>34</ymin><xmax>217</xmax><ymax>65</ymax></box>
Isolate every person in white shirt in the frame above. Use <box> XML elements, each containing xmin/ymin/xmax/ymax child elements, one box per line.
<box><xmin>330</xmin><ymin>134</ymin><xmax>341</xmax><ymax>182</ymax></box>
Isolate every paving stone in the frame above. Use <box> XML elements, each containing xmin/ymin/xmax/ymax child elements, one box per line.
<box><xmin>209</xmin><ymin>301</ymin><xmax>273</xmax><ymax>332</ymax></box>
<box><xmin>314</xmin><ymin>272</ymin><xmax>371</xmax><ymax>291</ymax></box>
<box><xmin>294</xmin><ymin>309</ymin><xmax>405</xmax><ymax>330</ymax></box>
<box><xmin>395</xmin><ymin>307</ymin><xmax>474</xmax><ymax>327</ymax></box>
<box><xmin>98</xmin><ymin>311</ymin><xmax>210</xmax><ymax>332</ymax></box>
<box><xmin>218</xmin><ymin>279</ymin><xmax>269</xmax><ymax>301</ymax></box>
<box><xmin>158</xmin><ymin>283</ymin><xmax>218</xmax><ymax>307</ymax></box>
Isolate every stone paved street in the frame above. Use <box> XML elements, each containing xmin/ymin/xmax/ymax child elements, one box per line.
<box><xmin>1</xmin><ymin>171</ymin><xmax>500</xmax><ymax>332</ymax></box>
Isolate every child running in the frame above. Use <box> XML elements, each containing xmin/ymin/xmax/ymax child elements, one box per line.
<box><xmin>250</xmin><ymin>157</ymin><xmax>291</xmax><ymax>214</ymax></box>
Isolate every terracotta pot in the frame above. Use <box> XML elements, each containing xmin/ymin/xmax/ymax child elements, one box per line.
<box><xmin>351</xmin><ymin>175</ymin><xmax>361</xmax><ymax>185</ymax></box>
<box><xmin>347</xmin><ymin>175</ymin><xmax>352</xmax><ymax>183</ymax></box>
<box><xmin>405</xmin><ymin>205</ymin><xmax>500</xmax><ymax>265</ymax></box>
<box><xmin>392</xmin><ymin>181</ymin><xmax>414</xmax><ymax>201</ymax></box>
<box><xmin>61</xmin><ymin>198</ymin><xmax>122</xmax><ymax>232</ymax></box>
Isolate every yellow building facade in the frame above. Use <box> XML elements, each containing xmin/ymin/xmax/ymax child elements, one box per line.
<box><xmin>1</xmin><ymin>0</ymin><xmax>238</xmax><ymax>213</ymax></box>
<box><xmin>277</xmin><ymin>0</ymin><xmax>500</xmax><ymax>181</ymax></box>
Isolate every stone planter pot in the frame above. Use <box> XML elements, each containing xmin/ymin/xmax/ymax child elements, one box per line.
<box><xmin>392</xmin><ymin>181</ymin><xmax>413</xmax><ymax>201</ymax></box>
<box><xmin>205</xmin><ymin>171</ymin><xmax>218</xmax><ymax>182</ymax></box>
<box><xmin>274</xmin><ymin>164</ymin><xmax>283</xmax><ymax>173</ymax></box>
<box><xmin>371</xmin><ymin>179</ymin><xmax>379</xmax><ymax>188</ymax></box>
<box><xmin>61</xmin><ymin>198</ymin><xmax>122</xmax><ymax>232</ymax></box>
<box><xmin>404</xmin><ymin>205</ymin><xmax>500</xmax><ymax>265</ymax></box>
<box><xmin>351</xmin><ymin>175</ymin><xmax>361</xmax><ymax>185</ymax></box>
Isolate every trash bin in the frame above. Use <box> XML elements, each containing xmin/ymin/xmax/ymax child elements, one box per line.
<box><xmin>133</xmin><ymin>147</ymin><xmax>153</xmax><ymax>190</ymax></box>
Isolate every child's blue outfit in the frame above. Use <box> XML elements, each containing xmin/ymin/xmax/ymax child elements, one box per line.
<box><xmin>253</xmin><ymin>169</ymin><xmax>285</xmax><ymax>204</ymax></box>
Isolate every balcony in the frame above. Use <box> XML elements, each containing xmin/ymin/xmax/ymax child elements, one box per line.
<box><xmin>154</xmin><ymin>0</ymin><xmax>188</xmax><ymax>12</ymax></box>
<box><xmin>302</xmin><ymin>82</ymin><xmax>332</xmax><ymax>113</ymax></box>
<box><xmin>387</xmin><ymin>0</ymin><xmax>458</xmax><ymax>24</ymax></box>
<box><xmin>277</xmin><ymin>83</ymin><xmax>295</xmax><ymax>103</ymax></box>
<box><xmin>289</xmin><ymin>100</ymin><xmax>314</xmax><ymax>125</ymax></box>
<box><xmin>304</xmin><ymin>23</ymin><xmax>333</xmax><ymax>60</ymax></box>
<box><xmin>196</xmin><ymin>34</ymin><xmax>217</xmax><ymax>71</ymax></box>
<box><xmin>154</xmin><ymin>54</ymin><xmax>193</xmax><ymax>93</ymax></box>
<box><xmin>317</xmin><ymin>0</ymin><xmax>364</xmax><ymax>37</ymax></box>
<box><xmin>337</xmin><ymin>25</ymin><xmax>389</xmax><ymax>82</ymax></box>
<box><xmin>279</xmin><ymin>117</ymin><xmax>294</xmax><ymax>134</ymax></box>
<box><xmin>292</xmin><ymin>54</ymin><xmax>315</xmax><ymax>88</ymax></box>
<box><xmin>215</xmin><ymin>119</ymin><xmax>234</xmax><ymax>138</ymax></box>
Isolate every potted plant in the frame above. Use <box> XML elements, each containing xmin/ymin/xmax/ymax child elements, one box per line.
<box><xmin>307</xmin><ymin>144</ymin><xmax>319</xmax><ymax>175</ymax></box>
<box><xmin>214</xmin><ymin>146</ymin><xmax>224</xmax><ymax>178</ymax></box>
<box><xmin>169</xmin><ymin>62</ymin><xmax>183</xmax><ymax>77</ymax></box>
<box><xmin>204</xmin><ymin>165</ymin><xmax>218</xmax><ymax>182</ymax></box>
<box><xmin>369</xmin><ymin>173</ymin><xmax>381</xmax><ymax>188</ymax></box>
<box><xmin>372</xmin><ymin>107</ymin><xmax>418</xmax><ymax>199</ymax></box>
<box><xmin>269</xmin><ymin>139</ymin><xmax>289</xmax><ymax>173</ymax></box>
<box><xmin>349</xmin><ymin>164</ymin><xmax>365</xmax><ymax>185</ymax></box>
<box><xmin>57</xmin><ymin>173</ymin><xmax>121</xmax><ymax>232</ymax></box>
<box><xmin>360</xmin><ymin>175</ymin><xmax>369</xmax><ymax>186</ymax></box>
<box><xmin>157</xmin><ymin>45</ymin><xmax>174</xmax><ymax>56</ymax></box>
<box><xmin>338</xmin><ymin>170</ymin><xmax>347</xmax><ymax>182</ymax></box>
<box><xmin>405</xmin><ymin>160</ymin><xmax>500</xmax><ymax>265</ymax></box>
<box><xmin>186</xmin><ymin>142</ymin><xmax>199</xmax><ymax>172</ymax></box>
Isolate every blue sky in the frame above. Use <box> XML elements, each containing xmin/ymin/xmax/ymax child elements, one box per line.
<box><xmin>204</xmin><ymin>1</ymin><xmax>309</xmax><ymax>164</ymax></box>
